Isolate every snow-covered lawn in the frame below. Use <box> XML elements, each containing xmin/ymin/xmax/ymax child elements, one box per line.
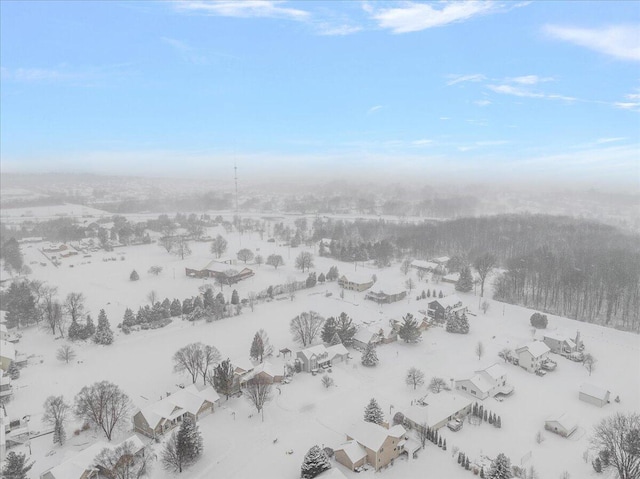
<box><xmin>4</xmin><ymin>231</ymin><xmax>639</xmax><ymax>479</ymax></box>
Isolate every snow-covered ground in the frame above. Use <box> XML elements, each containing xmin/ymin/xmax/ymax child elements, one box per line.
<box><xmin>4</xmin><ymin>227</ymin><xmax>639</xmax><ymax>479</ymax></box>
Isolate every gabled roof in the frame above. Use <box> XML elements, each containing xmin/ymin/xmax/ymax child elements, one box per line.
<box><xmin>579</xmin><ymin>383</ymin><xmax>610</xmax><ymax>401</ymax></box>
<box><xmin>403</xmin><ymin>393</ymin><xmax>473</xmax><ymax>429</ymax></box>
<box><xmin>367</xmin><ymin>281</ymin><xmax>405</xmax><ymax>296</ymax></box>
<box><xmin>346</xmin><ymin>421</ymin><xmax>405</xmax><ymax>452</ymax></box>
<box><xmin>326</xmin><ymin>343</ymin><xmax>349</xmax><ymax>358</ymax></box>
<box><xmin>138</xmin><ymin>385</ymin><xmax>219</xmax><ymax>428</ymax></box>
<box><xmin>411</xmin><ymin>260</ymin><xmax>438</xmax><ymax>270</ymax></box>
<box><xmin>516</xmin><ymin>341</ymin><xmax>550</xmax><ymax>358</ymax></box>
<box><xmin>317</xmin><ymin>468</ymin><xmax>348</xmax><ymax>479</ymax></box>
<box><xmin>335</xmin><ymin>440</ymin><xmax>367</xmax><ymax>463</ymax></box>
<box><xmin>479</xmin><ymin>363</ymin><xmax>507</xmax><ymax>381</ymax></box>
<box><xmin>339</xmin><ymin>271</ymin><xmax>375</xmax><ymax>284</ymax></box>
<box><xmin>431</xmin><ymin>256</ymin><xmax>450</xmax><ymax>264</ymax></box>
<box><xmin>429</xmin><ymin>294</ymin><xmax>463</xmax><ymax>309</ymax></box>
<box><xmin>546</xmin><ymin>413</ymin><xmax>578</xmax><ymax>432</ymax></box>
<box><xmin>459</xmin><ymin>373</ymin><xmax>494</xmax><ymax>395</ymax></box>
<box><xmin>297</xmin><ymin>344</ymin><xmax>329</xmax><ymax>362</ymax></box>
<box><xmin>353</xmin><ymin>329</ymin><xmax>379</xmax><ymax>344</ymax></box>
<box><xmin>232</xmin><ymin>358</ymin><xmax>255</xmax><ymax>374</ymax></box>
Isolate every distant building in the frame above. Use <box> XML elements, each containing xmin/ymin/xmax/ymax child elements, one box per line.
<box><xmin>365</xmin><ymin>283</ymin><xmax>406</xmax><ymax>304</ymax></box>
<box><xmin>430</xmin><ymin>256</ymin><xmax>451</xmax><ymax>266</ymax></box>
<box><xmin>185</xmin><ymin>259</ymin><xmax>254</xmax><ymax>284</ymax></box>
<box><xmin>545</xmin><ymin>413</ymin><xmax>578</xmax><ymax>437</ymax></box>
<box><xmin>0</xmin><ymin>340</ymin><xmax>16</xmax><ymax>371</ymax></box>
<box><xmin>441</xmin><ymin>272</ymin><xmax>460</xmax><ymax>284</ymax></box>
<box><xmin>543</xmin><ymin>332</ymin><xmax>578</xmax><ymax>354</ymax></box>
<box><xmin>296</xmin><ymin>344</ymin><xmax>349</xmax><ymax>372</ymax></box>
<box><xmin>402</xmin><ymin>393</ymin><xmax>473</xmax><ymax>431</ymax></box>
<box><xmin>335</xmin><ymin>422</ymin><xmax>407</xmax><ymax>472</ymax></box>
<box><xmin>515</xmin><ymin>341</ymin><xmax>551</xmax><ymax>373</ymax></box>
<box><xmin>455</xmin><ymin>363</ymin><xmax>514</xmax><ymax>400</ymax></box>
<box><xmin>427</xmin><ymin>295</ymin><xmax>467</xmax><ymax>321</ymax></box>
<box><xmin>579</xmin><ymin>383</ymin><xmax>610</xmax><ymax>408</ymax></box>
<box><xmin>338</xmin><ymin>272</ymin><xmax>375</xmax><ymax>292</ymax></box>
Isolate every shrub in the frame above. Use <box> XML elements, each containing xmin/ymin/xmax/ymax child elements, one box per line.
<box><xmin>530</xmin><ymin>312</ymin><xmax>548</xmax><ymax>329</ymax></box>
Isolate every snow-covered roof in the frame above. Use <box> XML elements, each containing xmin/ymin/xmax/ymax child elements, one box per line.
<box><xmin>411</xmin><ymin>260</ymin><xmax>438</xmax><ymax>270</ymax></box>
<box><xmin>326</xmin><ymin>343</ymin><xmax>349</xmax><ymax>358</ymax></box>
<box><xmin>340</xmin><ymin>271</ymin><xmax>375</xmax><ymax>284</ymax></box>
<box><xmin>317</xmin><ymin>468</ymin><xmax>348</xmax><ymax>479</ymax></box>
<box><xmin>232</xmin><ymin>358</ymin><xmax>255</xmax><ymax>373</ymax></box>
<box><xmin>543</xmin><ymin>332</ymin><xmax>576</xmax><ymax>346</ymax></box>
<box><xmin>346</xmin><ymin>422</ymin><xmax>405</xmax><ymax>452</ymax></box>
<box><xmin>579</xmin><ymin>383</ymin><xmax>610</xmax><ymax>401</ymax></box>
<box><xmin>45</xmin><ymin>435</ymin><xmax>144</xmax><ymax>479</ymax></box>
<box><xmin>480</xmin><ymin>363</ymin><xmax>507</xmax><ymax>382</ymax></box>
<box><xmin>335</xmin><ymin>440</ymin><xmax>367</xmax><ymax>463</ymax></box>
<box><xmin>353</xmin><ymin>329</ymin><xmax>378</xmax><ymax>344</ymax></box>
<box><xmin>297</xmin><ymin>344</ymin><xmax>329</xmax><ymax>362</ymax></box>
<box><xmin>368</xmin><ymin>281</ymin><xmax>405</xmax><ymax>296</ymax></box>
<box><xmin>242</xmin><ymin>361</ymin><xmax>280</xmax><ymax>382</ymax></box>
<box><xmin>459</xmin><ymin>373</ymin><xmax>494</xmax><ymax>395</ymax></box>
<box><xmin>0</xmin><ymin>340</ymin><xmax>16</xmax><ymax>361</ymax></box>
<box><xmin>404</xmin><ymin>393</ymin><xmax>473</xmax><ymax>429</ymax></box>
<box><xmin>430</xmin><ymin>294</ymin><xmax>463</xmax><ymax>309</ymax></box>
<box><xmin>443</xmin><ymin>273</ymin><xmax>460</xmax><ymax>282</ymax></box>
<box><xmin>0</xmin><ymin>324</ymin><xmax>7</xmax><ymax>335</ymax></box>
<box><xmin>516</xmin><ymin>341</ymin><xmax>550</xmax><ymax>358</ymax></box>
<box><xmin>431</xmin><ymin>256</ymin><xmax>450</xmax><ymax>264</ymax></box>
<box><xmin>546</xmin><ymin>413</ymin><xmax>578</xmax><ymax>432</ymax></box>
<box><xmin>139</xmin><ymin>385</ymin><xmax>219</xmax><ymax>429</ymax></box>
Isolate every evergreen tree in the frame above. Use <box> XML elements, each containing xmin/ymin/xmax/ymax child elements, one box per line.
<box><xmin>427</xmin><ymin>289</ymin><xmax>431</xmax><ymax>298</ymax></box>
<box><xmin>398</xmin><ymin>313</ymin><xmax>421</xmax><ymax>343</ymax></box>
<box><xmin>465</xmin><ymin>456</ymin><xmax>471</xmax><ymax>470</ymax></box>
<box><xmin>458</xmin><ymin>452</ymin><xmax>463</xmax><ymax>464</ymax></box>
<box><xmin>329</xmin><ymin>332</ymin><xmax>342</xmax><ymax>346</ymax></box>
<box><xmin>129</xmin><ymin>270</ymin><xmax>139</xmax><ymax>281</ymax></box>
<box><xmin>211</xmin><ymin>359</ymin><xmax>234</xmax><ymax>400</ymax></box>
<box><xmin>439</xmin><ymin>290</ymin><xmax>443</xmax><ymax>298</ymax></box>
<box><xmin>432</xmin><ymin>289</ymin><xmax>437</xmax><ymax>297</ymax></box>
<box><xmin>443</xmin><ymin>439</ymin><xmax>447</xmax><ymax>451</ymax></box>
<box><xmin>489</xmin><ymin>412</ymin><xmax>494</xmax><ymax>425</ymax></box>
<box><xmin>480</xmin><ymin>467</ymin><xmax>485</xmax><ymax>478</ymax></box>
<box><xmin>592</xmin><ymin>457</ymin><xmax>602</xmax><ymax>473</ymax></box>
<box><xmin>171</xmin><ymin>299</ymin><xmax>183</xmax><ymax>317</ymax></box>
<box><xmin>321</xmin><ymin>317</ymin><xmax>337</xmax><ymax>343</ymax></box>
<box><xmin>326</xmin><ymin>266</ymin><xmax>339</xmax><ymax>281</ymax></box>
<box><xmin>306</xmin><ymin>272</ymin><xmax>317</xmax><ymax>288</ymax></box>
<box><xmin>161</xmin><ymin>297</ymin><xmax>172</xmax><ymax>312</ymax></box>
<box><xmin>177</xmin><ymin>417</ymin><xmax>203</xmax><ymax>465</ymax></box>
<box><xmin>68</xmin><ymin>319</ymin><xmax>82</xmax><ymax>340</ymax></box>
<box><xmin>484</xmin><ymin>409</ymin><xmax>488</xmax><ymax>422</ymax></box>
<box><xmin>361</xmin><ymin>342</ymin><xmax>379</xmax><ymax>367</ymax></box>
<box><xmin>455</xmin><ymin>266</ymin><xmax>474</xmax><ymax>293</ymax></box>
<box><xmin>1</xmin><ymin>452</ymin><xmax>33</xmax><ymax>479</ymax></box>
<box><xmin>300</xmin><ymin>445</ymin><xmax>331</xmax><ymax>479</ymax></box>
<box><xmin>231</xmin><ymin>290</ymin><xmax>239</xmax><ymax>305</ymax></box>
<box><xmin>335</xmin><ymin>312</ymin><xmax>356</xmax><ymax>345</ymax></box>
<box><xmin>182</xmin><ymin>298</ymin><xmax>194</xmax><ymax>315</ymax></box>
<box><xmin>122</xmin><ymin>308</ymin><xmax>136</xmax><ymax>327</ymax></box>
<box><xmin>81</xmin><ymin>315</ymin><xmax>95</xmax><ymax>339</ymax></box>
<box><xmin>203</xmin><ymin>289</ymin><xmax>215</xmax><ymax>310</ymax></box>
<box><xmin>7</xmin><ymin>361</ymin><xmax>20</xmax><ymax>380</ymax></box>
<box><xmin>487</xmin><ymin>453</ymin><xmax>513</xmax><ymax>479</ymax></box>
<box><xmin>364</xmin><ymin>398</ymin><xmax>384</xmax><ymax>425</ymax></box>
<box><xmin>318</xmin><ymin>273</ymin><xmax>326</xmax><ymax>283</ymax></box>
<box><xmin>496</xmin><ymin>416</ymin><xmax>502</xmax><ymax>428</ymax></box>
<box><xmin>193</xmin><ymin>296</ymin><xmax>204</xmax><ymax>310</ymax></box>
<box><xmin>250</xmin><ymin>332</ymin><xmax>264</xmax><ymax>362</ymax></box>
<box><xmin>94</xmin><ymin>309</ymin><xmax>114</xmax><ymax>345</ymax></box>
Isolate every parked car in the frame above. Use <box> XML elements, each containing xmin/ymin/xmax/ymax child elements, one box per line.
<box><xmin>535</xmin><ymin>369</ymin><xmax>547</xmax><ymax>377</ymax></box>
<box><xmin>447</xmin><ymin>419</ymin><xmax>463</xmax><ymax>431</ymax></box>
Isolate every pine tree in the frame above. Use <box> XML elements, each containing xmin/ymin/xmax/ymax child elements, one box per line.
<box><xmin>68</xmin><ymin>318</ymin><xmax>82</xmax><ymax>340</ymax></box>
<box><xmin>483</xmin><ymin>409</ymin><xmax>488</xmax><ymax>422</ymax></box>
<box><xmin>496</xmin><ymin>416</ymin><xmax>502</xmax><ymax>428</ymax></box>
<box><xmin>465</xmin><ymin>456</ymin><xmax>471</xmax><ymax>470</ymax></box>
<box><xmin>211</xmin><ymin>358</ymin><xmax>234</xmax><ymax>400</ymax></box>
<box><xmin>487</xmin><ymin>453</ymin><xmax>513</xmax><ymax>479</ymax></box>
<box><xmin>455</xmin><ymin>265</ymin><xmax>474</xmax><ymax>292</ymax></box>
<box><xmin>321</xmin><ymin>317</ymin><xmax>337</xmax><ymax>343</ymax></box>
<box><xmin>443</xmin><ymin>439</ymin><xmax>447</xmax><ymax>451</ymax></box>
<box><xmin>203</xmin><ymin>289</ymin><xmax>215</xmax><ymax>309</ymax></box>
<box><xmin>329</xmin><ymin>332</ymin><xmax>342</xmax><ymax>346</ymax></box>
<box><xmin>250</xmin><ymin>332</ymin><xmax>264</xmax><ymax>362</ymax></box>
<box><xmin>473</xmin><ymin>402</ymin><xmax>478</xmax><ymax>417</ymax></box>
<box><xmin>458</xmin><ymin>452</ymin><xmax>463</xmax><ymax>464</ymax></box>
<box><xmin>427</xmin><ymin>289</ymin><xmax>431</xmax><ymax>298</ymax></box>
<box><xmin>171</xmin><ymin>299</ymin><xmax>182</xmax><ymax>317</ymax></box>
<box><xmin>53</xmin><ymin>421</ymin><xmax>65</xmax><ymax>446</ymax></box>
<box><xmin>317</xmin><ymin>273</ymin><xmax>326</xmax><ymax>283</ymax></box>
<box><xmin>7</xmin><ymin>361</ymin><xmax>20</xmax><ymax>380</ymax></box>
<box><xmin>122</xmin><ymin>308</ymin><xmax>136</xmax><ymax>327</ymax></box>
<box><xmin>460</xmin><ymin>453</ymin><xmax>466</xmax><ymax>467</ymax></box>
<box><xmin>335</xmin><ymin>312</ymin><xmax>356</xmax><ymax>345</ymax></box>
<box><xmin>361</xmin><ymin>342</ymin><xmax>379</xmax><ymax>367</ymax></box>
<box><xmin>592</xmin><ymin>457</ymin><xmax>602</xmax><ymax>473</ymax></box>
<box><xmin>130</xmin><ymin>270</ymin><xmax>139</xmax><ymax>281</ymax></box>
<box><xmin>479</xmin><ymin>405</ymin><xmax>484</xmax><ymax>420</ymax></box>
<box><xmin>398</xmin><ymin>313</ymin><xmax>421</xmax><ymax>343</ymax></box>
<box><xmin>193</xmin><ymin>296</ymin><xmax>204</xmax><ymax>310</ymax></box>
<box><xmin>480</xmin><ymin>467</ymin><xmax>485</xmax><ymax>478</ymax></box>
<box><xmin>1</xmin><ymin>452</ymin><xmax>33</xmax><ymax>479</ymax></box>
<box><xmin>94</xmin><ymin>309</ymin><xmax>114</xmax><ymax>345</ymax></box>
<box><xmin>231</xmin><ymin>290</ymin><xmax>239</xmax><ymax>305</ymax></box>
<box><xmin>432</xmin><ymin>289</ymin><xmax>437</xmax><ymax>297</ymax></box>
<box><xmin>300</xmin><ymin>445</ymin><xmax>331</xmax><ymax>479</ymax></box>
<box><xmin>176</xmin><ymin>418</ymin><xmax>203</xmax><ymax>466</ymax></box>
<box><xmin>439</xmin><ymin>290</ymin><xmax>443</xmax><ymax>298</ymax></box>
<box><xmin>82</xmin><ymin>315</ymin><xmax>96</xmax><ymax>339</ymax></box>
<box><xmin>182</xmin><ymin>298</ymin><xmax>194</xmax><ymax>315</ymax></box>
<box><xmin>363</xmin><ymin>398</ymin><xmax>384</xmax><ymax>425</ymax></box>
<box><xmin>489</xmin><ymin>412</ymin><xmax>494</xmax><ymax>425</ymax></box>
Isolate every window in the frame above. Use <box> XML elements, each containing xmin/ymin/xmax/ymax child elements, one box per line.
<box><xmin>471</xmin><ymin>390</ymin><xmax>476</xmax><ymax>395</ymax></box>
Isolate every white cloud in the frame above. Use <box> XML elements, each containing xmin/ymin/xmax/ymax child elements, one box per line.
<box><xmin>446</xmin><ymin>73</ymin><xmax>486</xmax><ymax>86</ymax></box>
<box><xmin>412</xmin><ymin>139</ymin><xmax>433</xmax><ymax>146</ymax></box>
<box><xmin>174</xmin><ymin>0</ymin><xmax>309</xmax><ymax>20</ymax></box>
<box><xmin>614</xmin><ymin>91</ymin><xmax>640</xmax><ymax>111</ymax></box>
<box><xmin>474</xmin><ymin>99</ymin><xmax>491</xmax><ymax>106</ymax></box>
<box><xmin>369</xmin><ymin>1</ymin><xmax>501</xmax><ymax>33</ymax></box>
<box><xmin>487</xmin><ymin>84</ymin><xmax>544</xmax><ymax>98</ymax></box>
<box><xmin>596</xmin><ymin>137</ymin><xmax>626</xmax><ymax>144</ymax></box>
<box><xmin>316</xmin><ymin>23</ymin><xmax>362</xmax><ymax>36</ymax></box>
<box><xmin>367</xmin><ymin>105</ymin><xmax>383</xmax><ymax>114</ymax></box>
<box><xmin>509</xmin><ymin>75</ymin><xmax>554</xmax><ymax>85</ymax></box>
<box><xmin>544</xmin><ymin>24</ymin><xmax>640</xmax><ymax>62</ymax></box>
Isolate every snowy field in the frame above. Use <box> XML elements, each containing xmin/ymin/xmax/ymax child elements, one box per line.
<box><xmin>4</xmin><ymin>227</ymin><xmax>639</xmax><ymax>479</ymax></box>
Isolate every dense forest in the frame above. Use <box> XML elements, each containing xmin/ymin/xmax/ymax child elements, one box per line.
<box><xmin>310</xmin><ymin>215</ymin><xmax>640</xmax><ymax>332</ymax></box>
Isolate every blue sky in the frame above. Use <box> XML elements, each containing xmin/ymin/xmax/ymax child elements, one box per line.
<box><xmin>1</xmin><ymin>1</ymin><xmax>639</xmax><ymax>188</ymax></box>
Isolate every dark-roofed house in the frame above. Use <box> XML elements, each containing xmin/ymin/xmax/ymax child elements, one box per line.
<box><xmin>365</xmin><ymin>283</ymin><xmax>406</xmax><ymax>304</ymax></box>
<box><xmin>427</xmin><ymin>295</ymin><xmax>467</xmax><ymax>321</ymax></box>
<box><xmin>543</xmin><ymin>332</ymin><xmax>578</xmax><ymax>354</ymax></box>
<box><xmin>579</xmin><ymin>383</ymin><xmax>610</xmax><ymax>407</ymax></box>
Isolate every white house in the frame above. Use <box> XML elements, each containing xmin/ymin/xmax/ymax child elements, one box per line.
<box><xmin>579</xmin><ymin>383</ymin><xmax>611</xmax><ymax>408</ymax></box>
<box><xmin>545</xmin><ymin>413</ymin><xmax>578</xmax><ymax>437</ymax></box>
<box><xmin>515</xmin><ymin>341</ymin><xmax>551</xmax><ymax>373</ymax></box>
<box><xmin>296</xmin><ymin>344</ymin><xmax>349</xmax><ymax>372</ymax></box>
<box><xmin>402</xmin><ymin>393</ymin><xmax>473</xmax><ymax>431</ymax></box>
<box><xmin>455</xmin><ymin>363</ymin><xmax>513</xmax><ymax>399</ymax></box>
<box><xmin>0</xmin><ymin>340</ymin><xmax>16</xmax><ymax>372</ymax></box>
<box><xmin>542</xmin><ymin>332</ymin><xmax>577</xmax><ymax>354</ymax></box>
<box><xmin>338</xmin><ymin>272</ymin><xmax>375</xmax><ymax>292</ymax></box>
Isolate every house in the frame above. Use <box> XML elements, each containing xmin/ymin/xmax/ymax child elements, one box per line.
<box><xmin>455</xmin><ymin>363</ymin><xmax>513</xmax><ymax>400</ymax></box>
<box><xmin>296</xmin><ymin>344</ymin><xmax>350</xmax><ymax>372</ymax></box>
<box><xmin>316</xmin><ymin>468</ymin><xmax>348</xmax><ymax>479</ymax></box>
<box><xmin>40</xmin><ymin>435</ymin><xmax>145</xmax><ymax>479</ymax></box>
<box><xmin>410</xmin><ymin>260</ymin><xmax>439</xmax><ymax>273</ymax></box>
<box><xmin>579</xmin><ymin>383</ymin><xmax>611</xmax><ymax>407</ymax></box>
<box><xmin>336</xmin><ymin>422</ymin><xmax>407</xmax><ymax>472</ymax></box>
<box><xmin>133</xmin><ymin>384</ymin><xmax>219</xmax><ymax>438</ymax></box>
<box><xmin>240</xmin><ymin>361</ymin><xmax>284</xmax><ymax>386</ymax></box>
<box><xmin>543</xmin><ymin>332</ymin><xmax>578</xmax><ymax>354</ymax></box>
<box><xmin>0</xmin><ymin>373</ymin><xmax>12</xmax><ymax>399</ymax></box>
<box><xmin>441</xmin><ymin>272</ymin><xmax>460</xmax><ymax>284</ymax></box>
<box><xmin>338</xmin><ymin>272</ymin><xmax>375</xmax><ymax>292</ymax></box>
<box><xmin>352</xmin><ymin>324</ymin><xmax>397</xmax><ymax>349</ymax></box>
<box><xmin>515</xmin><ymin>341</ymin><xmax>551</xmax><ymax>373</ymax></box>
<box><xmin>365</xmin><ymin>283</ymin><xmax>406</xmax><ymax>304</ymax></box>
<box><xmin>185</xmin><ymin>259</ymin><xmax>254</xmax><ymax>284</ymax></box>
<box><xmin>427</xmin><ymin>295</ymin><xmax>467</xmax><ymax>321</ymax></box>
<box><xmin>0</xmin><ymin>340</ymin><xmax>16</xmax><ymax>371</ymax></box>
<box><xmin>544</xmin><ymin>413</ymin><xmax>578</xmax><ymax>437</ymax></box>
<box><xmin>43</xmin><ymin>244</ymin><xmax>68</xmax><ymax>253</ymax></box>
<box><xmin>431</xmin><ymin>256</ymin><xmax>451</xmax><ymax>266</ymax></box>
<box><xmin>402</xmin><ymin>393</ymin><xmax>473</xmax><ymax>431</ymax></box>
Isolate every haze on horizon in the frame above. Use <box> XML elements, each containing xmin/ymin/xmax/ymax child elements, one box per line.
<box><xmin>1</xmin><ymin>1</ymin><xmax>639</xmax><ymax>190</ymax></box>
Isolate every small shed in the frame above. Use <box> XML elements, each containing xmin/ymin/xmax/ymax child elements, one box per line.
<box><xmin>579</xmin><ymin>383</ymin><xmax>610</xmax><ymax>408</ymax></box>
<box><xmin>545</xmin><ymin>413</ymin><xmax>578</xmax><ymax>437</ymax></box>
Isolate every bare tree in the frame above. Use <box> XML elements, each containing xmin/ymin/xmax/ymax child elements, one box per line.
<box><xmin>244</xmin><ymin>376</ymin><xmax>273</xmax><ymax>421</ymax></box>
<box><xmin>147</xmin><ymin>290</ymin><xmax>158</xmax><ymax>306</ymax></box>
<box><xmin>418</xmin><ymin>422</ymin><xmax>429</xmax><ymax>448</ymax></box>
<box><xmin>590</xmin><ymin>412</ymin><xmax>640</xmax><ymax>479</ymax></box>
<box><xmin>321</xmin><ymin>375</ymin><xmax>334</xmax><ymax>388</ymax></box>
<box><xmin>498</xmin><ymin>348</ymin><xmax>513</xmax><ymax>363</ymax></box>
<box><xmin>247</xmin><ymin>292</ymin><xmax>257</xmax><ymax>312</ymax></box>
<box><xmin>173</xmin><ymin>343</ymin><xmax>204</xmax><ymax>383</ymax></box>
<box><xmin>236</xmin><ymin>248</ymin><xmax>254</xmax><ymax>264</ymax></box>
<box><xmin>295</xmin><ymin>251</ymin><xmax>314</xmax><ymax>272</ymax></box>
<box><xmin>289</xmin><ymin>311</ymin><xmax>325</xmax><ymax>347</ymax></box>
<box><xmin>429</xmin><ymin>377</ymin><xmax>447</xmax><ymax>393</ymax></box>
<box><xmin>172</xmin><ymin>236</ymin><xmax>192</xmax><ymax>260</ymax></box>
<box><xmin>198</xmin><ymin>345</ymin><xmax>221</xmax><ymax>385</ymax></box>
<box><xmin>416</xmin><ymin>268</ymin><xmax>426</xmax><ymax>282</ymax></box>
<box><xmin>43</xmin><ymin>395</ymin><xmax>70</xmax><ymax>445</ymax></box>
<box><xmin>583</xmin><ymin>353</ymin><xmax>596</xmax><ymax>376</ymax></box>
<box><xmin>405</xmin><ymin>278</ymin><xmax>416</xmax><ymax>296</ymax></box>
<box><xmin>476</xmin><ymin>341</ymin><xmax>484</xmax><ymax>361</ymax></box>
<box><xmin>405</xmin><ymin>367</ymin><xmax>425</xmax><ymax>390</ymax></box>
<box><xmin>40</xmin><ymin>285</ymin><xmax>60</xmax><ymax>335</ymax></box>
<box><xmin>473</xmin><ymin>252</ymin><xmax>497</xmax><ymax>298</ymax></box>
<box><xmin>57</xmin><ymin>345</ymin><xmax>76</xmax><ymax>364</ymax></box>
<box><xmin>64</xmin><ymin>292</ymin><xmax>85</xmax><ymax>323</ymax></box>
<box><xmin>94</xmin><ymin>441</ymin><xmax>154</xmax><ymax>479</ymax></box>
<box><xmin>148</xmin><ymin>266</ymin><xmax>163</xmax><ymax>276</ymax></box>
<box><xmin>74</xmin><ymin>381</ymin><xmax>131</xmax><ymax>441</ymax></box>
<box><xmin>266</xmin><ymin>254</ymin><xmax>284</xmax><ymax>269</ymax></box>
<box><xmin>158</xmin><ymin>236</ymin><xmax>175</xmax><ymax>253</ymax></box>
<box><xmin>285</xmin><ymin>278</ymin><xmax>297</xmax><ymax>301</ymax></box>
<box><xmin>255</xmin><ymin>255</ymin><xmax>264</xmax><ymax>267</ymax></box>
<box><xmin>481</xmin><ymin>300</ymin><xmax>490</xmax><ymax>314</ymax></box>
<box><xmin>210</xmin><ymin>235</ymin><xmax>228</xmax><ymax>258</ymax></box>
<box><xmin>400</xmin><ymin>258</ymin><xmax>412</xmax><ymax>275</ymax></box>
